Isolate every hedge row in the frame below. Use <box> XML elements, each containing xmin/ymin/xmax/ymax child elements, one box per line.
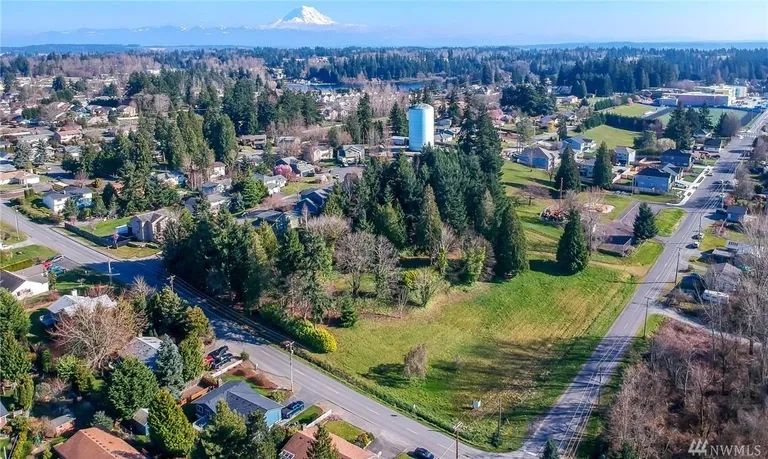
<box><xmin>259</xmin><ymin>304</ymin><xmax>337</xmax><ymax>353</ymax></box>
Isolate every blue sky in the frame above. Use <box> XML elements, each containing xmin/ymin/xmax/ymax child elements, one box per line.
<box><xmin>2</xmin><ymin>1</ymin><xmax>767</xmax><ymax>44</ymax></box>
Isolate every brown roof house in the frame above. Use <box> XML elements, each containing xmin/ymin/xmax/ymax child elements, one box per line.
<box><xmin>54</xmin><ymin>427</ymin><xmax>147</xmax><ymax>459</ymax></box>
<box><xmin>130</xmin><ymin>209</ymin><xmax>171</xmax><ymax>242</ymax></box>
<box><xmin>279</xmin><ymin>426</ymin><xmax>377</xmax><ymax>459</ymax></box>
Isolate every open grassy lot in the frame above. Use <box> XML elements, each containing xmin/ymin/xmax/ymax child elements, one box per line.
<box><xmin>312</xmin><ymin>262</ymin><xmax>638</xmax><ymax>450</ymax></box>
<box><xmin>604</xmin><ymin>104</ymin><xmax>658</xmax><ymax>118</ymax></box>
<box><xmin>582</xmin><ymin>125</ymin><xmax>639</xmax><ymax>150</ymax></box>
<box><xmin>60</xmin><ymin>229</ymin><xmax>159</xmax><ymax>260</ymax></box>
<box><xmin>281</xmin><ymin>178</ymin><xmax>322</xmax><ymax>196</ymax></box>
<box><xmin>0</xmin><ymin>244</ymin><xmax>56</xmax><ymax>270</ymax></box>
<box><xmin>0</xmin><ymin>221</ymin><xmax>27</xmax><ymax>245</ymax></box>
<box><xmin>84</xmin><ymin>216</ymin><xmax>133</xmax><ymax>237</ymax></box>
<box><xmin>656</xmin><ymin>107</ymin><xmax>749</xmax><ymax>126</ymax></box>
<box><xmin>324</xmin><ymin>419</ymin><xmax>368</xmax><ymax>444</ymax></box>
<box><xmin>655</xmin><ymin>208</ymin><xmax>686</xmax><ymax>237</ymax></box>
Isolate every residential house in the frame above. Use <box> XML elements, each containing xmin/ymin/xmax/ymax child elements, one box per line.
<box><xmin>703</xmin><ymin>138</ymin><xmax>723</xmax><ymax>154</ymax></box>
<box><xmin>54</xmin><ymin>127</ymin><xmax>83</xmax><ymax>144</ymax></box>
<box><xmin>155</xmin><ymin>171</ymin><xmax>185</xmax><ymax>187</ymax></box>
<box><xmin>660</xmin><ymin>149</ymin><xmax>693</xmax><ymax>168</ymax></box>
<box><xmin>277</xmin><ymin>136</ymin><xmax>300</xmax><ymax>149</ymax></box>
<box><xmin>579</xmin><ymin>159</ymin><xmax>596</xmax><ymax>178</ymax></box>
<box><xmin>250</xmin><ymin>210</ymin><xmax>292</xmax><ymax>235</ymax></box>
<box><xmin>0</xmin><ymin>269</ymin><xmax>49</xmax><ymax>299</ymax></box>
<box><xmin>210</xmin><ymin>161</ymin><xmax>227</xmax><ymax>179</ymax></box>
<box><xmin>238</xmin><ymin>134</ymin><xmax>267</xmax><ymax>148</ymax></box>
<box><xmin>15</xmin><ymin>172</ymin><xmax>39</xmax><ymax>185</ymax></box>
<box><xmin>64</xmin><ymin>145</ymin><xmax>82</xmax><ymax>159</ymax></box>
<box><xmin>277</xmin><ymin>156</ymin><xmax>299</xmax><ymax>167</ymax></box>
<box><xmin>293</xmin><ymin>161</ymin><xmax>315</xmax><ymax>178</ymax></box>
<box><xmin>661</xmin><ymin>163</ymin><xmax>685</xmax><ymax>181</ymax></box>
<box><xmin>303</xmin><ymin>146</ymin><xmax>333</xmax><ymax>164</ymax></box>
<box><xmin>0</xmin><ymin>400</ymin><xmax>7</xmax><ymax>429</ymax></box>
<box><xmin>338</xmin><ymin>144</ymin><xmax>365</xmax><ymax>166</ymax></box>
<box><xmin>184</xmin><ymin>194</ymin><xmax>230</xmax><ymax>214</ymax></box>
<box><xmin>256</xmin><ymin>173</ymin><xmax>287</xmax><ymax>195</ymax></box>
<box><xmin>561</xmin><ymin>136</ymin><xmax>595</xmax><ymax>156</ymax></box>
<box><xmin>280</xmin><ymin>426</ymin><xmax>377</xmax><ymax>459</ymax></box>
<box><xmin>633</xmin><ymin>167</ymin><xmax>674</xmax><ymax>194</ymax></box>
<box><xmin>538</xmin><ymin>115</ymin><xmax>557</xmax><ymax>131</ymax></box>
<box><xmin>120</xmin><ymin>336</ymin><xmax>163</xmax><ymax>370</ymax></box>
<box><xmin>391</xmin><ymin>136</ymin><xmax>409</xmax><ymax>147</ymax></box>
<box><xmin>116</xmin><ymin>104</ymin><xmax>138</xmax><ymax>118</ymax></box>
<box><xmin>45</xmin><ymin>414</ymin><xmax>76</xmax><ymax>438</ymax></box>
<box><xmin>726</xmin><ymin>205</ymin><xmax>748</xmax><ymax>223</ymax></box>
<box><xmin>43</xmin><ymin>187</ymin><xmax>93</xmax><ymax>213</ymax></box>
<box><xmin>201</xmin><ymin>181</ymin><xmax>226</xmax><ymax>196</ymax></box>
<box><xmin>55</xmin><ymin>427</ymin><xmax>147</xmax><ymax>459</ymax></box>
<box><xmin>705</xmin><ymin>263</ymin><xmax>742</xmax><ymax>293</ymax></box>
<box><xmin>518</xmin><ymin>146</ymin><xmax>560</xmax><ymax>170</ymax></box>
<box><xmin>41</xmin><ymin>293</ymin><xmax>116</xmax><ymax>327</ymax></box>
<box><xmin>614</xmin><ymin>146</ymin><xmax>636</xmax><ymax>166</ymax></box>
<box><xmin>192</xmin><ymin>381</ymin><xmax>283</xmax><ymax>429</ymax></box>
<box><xmin>130</xmin><ymin>209</ymin><xmax>170</xmax><ymax>242</ymax></box>
<box><xmin>295</xmin><ymin>188</ymin><xmax>330</xmax><ymax>216</ymax></box>
<box><xmin>693</xmin><ymin>129</ymin><xmax>712</xmax><ymax>144</ymax></box>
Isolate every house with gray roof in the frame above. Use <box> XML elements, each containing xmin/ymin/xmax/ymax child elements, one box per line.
<box><xmin>41</xmin><ymin>293</ymin><xmax>116</xmax><ymax>327</ymax></box>
<box><xmin>120</xmin><ymin>337</ymin><xmax>163</xmax><ymax>370</ymax></box>
<box><xmin>192</xmin><ymin>381</ymin><xmax>282</xmax><ymax>429</ymax></box>
<box><xmin>518</xmin><ymin>146</ymin><xmax>560</xmax><ymax>170</ymax></box>
<box><xmin>0</xmin><ymin>268</ymin><xmax>49</xmax><ymax>299</ymax></box>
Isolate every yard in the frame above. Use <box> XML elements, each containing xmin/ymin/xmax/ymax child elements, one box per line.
<box><xmin>311</xmin><ymin>263</ymin><xmax>638</xmax><ymax>450</ymax></box>
<box><xmin>0</xmin><ymin>244</ymin><xmax>57</xmax><ymax>271</ymax></box>
<box><xmin>0</xmin><ymin>221</ymin><xmax>27</xmax><ymax>245</ymax></box>
<box><xmin>604</xmin><ymin>104</ymin><xmax>658</xmax><ymax>118</ymax></box>
<box><xmin>655</xmin><ymin>208</ymin><xmax>686</xmax><ymax>237</ymax></box>
<box><xmin>83</xmin><ymin>216</ymin><xmax>133</xmax><ymax>237</ymax></box>
<box><xmin>324</xmin><ymin>419</ymin><xmax>369</xmax><ymax>444</ymax></box>
<box><xmin>281</xmin><ymin>178</ymin><xmax>323</xmax><ymax>196</ymax></box>
<box><xmin>581</xmin><ymin>125</ymin><xmax>639</xmax><ymax>150</ymax></box>
<box><xmin>60</xmin><ymin>229</ymin><xmax>159</xmax><ymax>260</ymax></box>
<box><xmin>656</xmin><ymin>107</ymin><xmax>748</xmax><ymax>126</ymax></box>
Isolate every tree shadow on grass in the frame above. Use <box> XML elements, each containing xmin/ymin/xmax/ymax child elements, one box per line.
<box><xmin>364</xmin><ymin>363</ymin><xmax>409</xmax><ymax>388</ymax></box>
<box><xmin>529</xmin><ymin>259</ymin><xmax>570</xmax><ymax>277</ymax></box>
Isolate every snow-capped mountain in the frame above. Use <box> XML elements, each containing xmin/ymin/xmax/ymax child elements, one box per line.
<box><xmin>269</xmin><ymin>6</ymin><xmax>336</xmax><ymax>28</ymax></box>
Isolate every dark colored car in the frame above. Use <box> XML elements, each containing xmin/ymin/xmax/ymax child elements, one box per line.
<box><xmin>205</xmin><ymin>346</ymin><xmax>230</xmax><ymax>364</ymax></box>
<box><xmin>281</xmin><ymin>400</ymin><xmax>305</xmax><ymax>419</ymax></box>
<box><xmin>210</xmin><ymin>353</ymin><xmax>233</xmax><ymax>370</ymax></box>
<box><xmin>412</xmin><ymin>447</ymin><xmax>435</xmax><ymax>459</ymax></box>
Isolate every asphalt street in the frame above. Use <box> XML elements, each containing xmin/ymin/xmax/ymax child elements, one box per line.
<box><xmin>1</xmin><ymin>108</ymin><xmax>765</xmax><ymax>458</ymax></box>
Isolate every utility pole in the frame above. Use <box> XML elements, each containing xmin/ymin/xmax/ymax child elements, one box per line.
<box><xmin>644</xmin><ymin>297</ymin><xmax>650</xmax><ymax>339</ymax></box>
<box><xmin>287</xmin><ymin>341</ymin><xmax>295</xmax><ymax>392</ymax></box>
<box><xmin>453</xmin><ymin>421</ymin><xmax>463</xmax><ymax>459</ymax></box>
<box><xmin>674</xmin><ymin>248</ymin><xmax>681</xmax><ymax>284</ymax></box>
<box><xmin>168</xmin><ymin>274</ymin><xmax>176</xmax><ymax>292</ymax></box>
<box><xmin>107</xmin><ymin>259</ymin><xmax>113</xmax><ymax>285</ymax></box>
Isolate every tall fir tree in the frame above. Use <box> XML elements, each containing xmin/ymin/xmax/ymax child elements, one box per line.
<box><xmin>154</xmin><ymin>335</ymin><xmax>185</xmax><ymax>397</ymax></box>
<box><xmin>493</xmin><ymin>199</ymin><xmax>528</xmax><ymax>278</ymax></box>
<box><xmin>554</xmin><ymin>147</ymin><xmax>581</xmax><ymax>192</ymax></box>
<box><xmin>416</xmin><ymin>185</ymin><xmax>443</xmax><ymax>255</ymax></box>
<box><xmin>148</xmin><ymin>389</ymin><xmax>197</xmax><ymax>457</ymax></box>
<box><xmin>307</xmin><ymin>425</ymin><xmax>340</xmax><ymax>459</ymax></box>
<box><xmin>556</xmin><ymin>208</ymin><xmax>589</xmax><ymax>274</ymax></box>
<box><xmin>592</xmin><ymin>141</ymin><xmax>613</xmax><ymax>189</ymax></box>
<box><xmin>633</xmin><ymin>202</ymin><xmax>658</xmax><ymax>240</ymax></box>
<box><xmin>198</xmin><ymin>401</ymin><xmax>248</xmax><ymax>458</ymax></box>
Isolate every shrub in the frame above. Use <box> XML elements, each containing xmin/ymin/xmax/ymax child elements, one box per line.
<box><xmin>258</xmin><ymin>304</ymin><xmax>338</xmax><ymax>353</ymax></box>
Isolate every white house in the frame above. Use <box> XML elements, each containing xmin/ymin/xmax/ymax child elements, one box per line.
<box><xmin>210</xmin><ymin>161</ymin><xmax>227</xmax><ymax>179</ymax></box>
<box><xmin>43</xmin><ymin>187</ymin><xmax>93</xmax><ymax>213</ymax></box>
<box><xmin>256</xmin><ymin>174</ymin><xmax>287</xmax><ymax>195</ymax></box>
<box><xmin>0</xmin><ymin>269</ymin><xmax>49</xmax><ymax>299</ymax></box>
<box><xmin>42</xmin><ymin>292</ymin><xmax>116</xmax><ymax>327</ymax></box>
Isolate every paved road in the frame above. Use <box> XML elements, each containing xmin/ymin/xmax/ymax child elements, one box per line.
<box><xmin>1</xmin><ymin>110</ymin><xmax>765</xmax><ymax>459</ymax></box>
<box><xmin>518</xmin><ymin>109</ymin><xmax>768</xmax><ymax>458</ymax></box>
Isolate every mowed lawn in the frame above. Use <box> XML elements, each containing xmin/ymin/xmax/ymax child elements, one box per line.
<box><xmin>655</xmin><ymin>208</ymin><xmax>686</xmax><ymax>237</ymax></box>
<box><xmin>604</xmin><ymin>104</ymin><xmax>658</xmax><ymax>118</ymax></box>
<box><xmin>84</xmin><ymin>216</ymin><xmax>133</xmax><ymax>237</ymax></box>
<box><xmin>656</xmin><ymin>107</ymin><xmax>747</xmax><ymax>125</ymax></box>
<box><xmin>0</xmin><ymin>244</ymin><xmax>57</xmax><ymax>270</ymax></box>
<box><xmin>313</xmin><ymin>263</ymin><xmax>637</xmax><ymax>450</ymax></box>
<box><xmin>582</xmin><ymin>125</ymin><xmax>639</xmax><ymax>150</ymax></box>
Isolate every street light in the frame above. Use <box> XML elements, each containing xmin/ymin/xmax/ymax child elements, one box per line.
<box><xmin>286</xmin><ymin>341</ymin><xmax>295</xmax><ymax>392</ymax></box>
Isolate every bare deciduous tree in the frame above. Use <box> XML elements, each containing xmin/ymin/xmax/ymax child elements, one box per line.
<box><xmin>335</xmin><ymin>232</ymin><xmax>376</xmax><ymax>296</ymax></box>
<box><xmin>403</xmin><ymin>343</ymin><xmax>428</xmax><ymax>379</ymax></box>
<box><xmin>52</xmin><ymin>302</ymin><xmax>143</xmax><ymax>369</ymax></box>
<box><xmin>304</xmin><ymin>215</ymin><xmax>350</xmax><ymax>247</ymax></box>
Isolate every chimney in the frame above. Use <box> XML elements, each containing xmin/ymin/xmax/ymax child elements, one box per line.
<box><xmin>71</xmin><ymin>290</ymin><xmax>77</xmax><ymax>297</ymax></box>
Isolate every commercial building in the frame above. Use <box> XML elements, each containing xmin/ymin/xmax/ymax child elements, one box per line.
<box><xmin>676</xmin><ymin>92</ymin><xmax>731</xmax><ymax>107</ymax></box>
<box><xmin>408</xmin><ymin>103</ymin><xmax>434</xmax><ymax>152</ymax></box>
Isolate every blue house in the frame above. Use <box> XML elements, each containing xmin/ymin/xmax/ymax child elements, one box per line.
<box><xmin>518</xmin><ymin>146</ymin><xmax>560</xmax><ymax>170</ymax></box>
<box><xmin>295</xmin><ymin>188</ymin><xmax>330</xmax><ymax>216</ymax></box>
<box><xmin>561</xmin><ymin>136</ymin><xmax>595</xmax><ymax>156</ymax></box>
<box><xmin>660</xmin><ymin>149</ymin><xmax>693</xmax><ymax>168</ymax></box>
<box><xmin>192</xmin><ymin>381</ymin><xmax>282</xmax><ymax>429</ymax></box>
<box><xmin>614</xmin><ymin>146</ymin><xmax>636</xmax><ymax>166</ymax></box>
<box><xmin>633</xmin><ymin>167</ymin><xmax>673</xmax><ymax>194</ymax></box>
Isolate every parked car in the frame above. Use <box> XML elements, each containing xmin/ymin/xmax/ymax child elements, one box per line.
<box><xmin>281</xmin><ymin>400</ymin><xmax>305</xmax><ymax>419</ymax></box>
<box><xmin>413</xmin><ymin>448</ymin><xmax>435</xmax><ymax>459</ymax></box>
<box><xmin>49</xmin><ymin>255</ymin><xmax>64</xmax><ymax>263</ymax></box>
<box><xmin>210</xmin><ymin>353</ymin><xmax>233</xmax><ymax>370</ymax></box>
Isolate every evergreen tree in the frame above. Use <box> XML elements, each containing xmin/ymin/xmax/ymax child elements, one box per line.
<box><xmin>154</xmin><ymin>336</ymin><xmax>185</xmax><ymax>397</ymax></box>
<box><xmin>278</xmin><ymin>228</ymin><xmax>305</xmax><ymax>276</ymax></box>
<box><xmin>148</xmin><ymin>389</ymin><xmax>197</xmax><ymax>457</ymax></box>
<box><xmin>556</xmin><ymin>208</ymin><xmax>589</xmax><ymax>274</ymax></box>
<box><xmin>0</xmin><ymin>332</ymin><xmax>31</xmax><ymax>384</ymax></box>
<box><xmin>664</xmin><ymin>104</ymin><xmax>692</xmax><ymax>149</ymax></box>
<box><xmin>14</xmin><ymin>375</ymin><xmax>33</xmax><ymax>410</ymax></box>
<box><xmin>716</xmin><ymin>113</ymin><xmax>741</xmax><ymax>137</ymax></box>
<box><xmin>493</xmin><ymin>199</ymin><xmax>528</xmax><ymax>278</ymax></box>
<box><xmin>557</xmin><ymin>119</ymin><xmax>568</xmax><ymax>141</ymax></box>
<box><xmin>554</xmin><ymin>147</ymin><xmax>581</xmax><ymax>192</ymax></box>
<box><xmin>357</xmin><ymin>93</ymin><xmax>374</xmax><ymax>144</ymax></box>
<box><xmin>0</xmin><ymin>289</ymin><xmax>29</xmax><ymax>340</ymax></box>
<box><xmin>91</xmin><ymin>193</ymin><xmax>107</xmax><ymax>218</ymax></box>
<box><xmin>592</xmin><ymin>141</ymin><xmax>613</xmax><ymax>189</ymax></box>
<box><xmin>322</xmin><ymin>184</ymin><xmax>346</xmax><ymax>217</ymax></box>
<box><xmin>389</xmin><ymin>102</ymin><xmax>408</xmax><ymax>136</ymax></box>
<box><xmin>416</xmin><ymin>185</ymin><xmax>443</xmax><ymax>255</ymax></box>
<box><xmin>199</xmin><ymin>401</ymin><xmax>248</xmax><ymax>458</ymax></box>
<box><xmin>179</xmin><ymin>337</ymin><xmax>205</xmax><ymax>382</ymax></box>
<box><xmin>184</xmin><ymin>306</ymin><xmax>213</xmax><ymax>342</ymax></box>
<box><xmin>307</xmin><ymin>425</ymin><xmax>340</xmax><ymax>459</ymax></box>
<box><xmin>698</xmin><ymin>104</ymin><xmax>714</xmax><ymax>130</ymax></box>
<box><xmin>234</xmin><ymin>174</ymin><xmax>267</xmax><ymax>208</ymax></box>
<box><xmin>372</xmin><ymin>202</ymin><xmax>407</xmax><ymax>249</ymax></box>
<box><xmin>62</xmin><ymin>197</ymin><xmax>78</xmax><ymax>220</ymax></box>
<box><xmin>149</xmin><ymin>287</ymin><xmax>187</xmax><ymax>336</ymax></box>
<box><xmin>246</xmin><ymin>412</ymin><xmax>278</xmax><ymax>459</ymax></box>
<box><xmin>633</xmin><ymin>202</ymin><xmax>658</xmax><ymax>240</ymax></box>
<box><xmin>541</xmin><ymin>438</ymin><xmax>560</xmax><ymax>459</ymax></box>
<box><xmin>107</xmin><ymin>357</ymin><xmax>158</xmax><ymax>419</ymax></box>
<box><xmin>204</xmin><ymin>111</ymin><xmax>238</xmax><ymax>167</ymax></box>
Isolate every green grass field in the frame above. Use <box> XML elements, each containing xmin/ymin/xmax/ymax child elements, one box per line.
<box><xmin>312</xmin><ymin>263</ymin><xmax>638</xmax><ymax>450</ymax></box>
<box><xmin>281</xmin><ymin>178</ymin><xmax>321</xmax><ymax>196</ymax></box>
<box><xmin>0</xmin><ymin>222</ymin><xmax>27</xmax><ymax>245</ymax></box>
<box><xmin>84</xmin><ymin>216</ymin><xmax>133</xmax><ymax>237</ymax></box>
<box><xmin>582</xmin><ymin>125</ymin><xmax>639</xmax><ymax>150</ymax></box>
<box><xmin>604</xmin><ymin>104</ymin><xmax>658</xmax><ymax>117</ymax></box>
<box><xmin>656</xmin><ymin>107</ymin><xmax>748</xmax><ymax>125</ymax></box>
<box><xmin>0</xmin><ymin>244</ymin><xmax>56</xmax><ymax>270</ymax></box>
<box><xmin>324</xmin><ymin>419</ymin><xmax>369</xmax><ymax>443</ymax></box>
<box><xmin>655</xmin><ymin>208</ymin><xmax>686</xmax><ymax>237</ymax></box>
